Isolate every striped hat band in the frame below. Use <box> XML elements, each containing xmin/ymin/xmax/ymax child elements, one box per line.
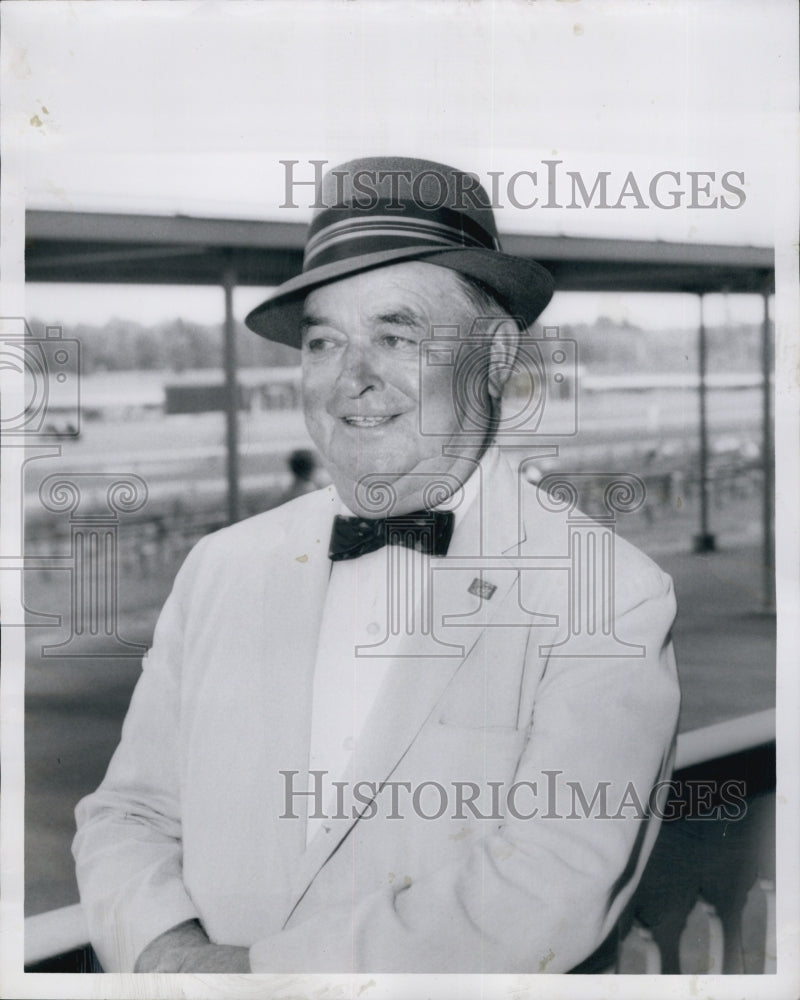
<box><xmin>303</xmin><ymin>200</ymin><xmax>501</xmax><ymax>270</ymax></box>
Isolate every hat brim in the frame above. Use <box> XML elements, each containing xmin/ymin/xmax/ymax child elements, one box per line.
<box><xmin>244</xmin><ymin>245</ymin><xmax>555</xmax><ymax>348</ymax></box>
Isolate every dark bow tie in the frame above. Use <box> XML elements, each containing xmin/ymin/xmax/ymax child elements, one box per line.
<box><xmin>328</xmin><ymin>509</ymin><xmax>455</xmax><ymax>562</ymax></box>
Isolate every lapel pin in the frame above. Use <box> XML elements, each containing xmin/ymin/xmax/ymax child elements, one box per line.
<box><xmin>468</xmin><ymin>578</ymin><xmax>497</xmax><ymax>600</ymax></box>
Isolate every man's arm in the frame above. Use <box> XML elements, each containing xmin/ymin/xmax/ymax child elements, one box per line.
<box><xmin>133</xmin><ymin>920</ymin><xmax>249</xmax><ymax>973</ymax></box>
<box><xmin>72</xmin><ymin>540</ymin><xmax>212</xmax><ymax>972</ymax></box>
<box><xmin>248</xmin><ymin>562</ymin><xmax>680</xmax><ymax>973</ymax></box>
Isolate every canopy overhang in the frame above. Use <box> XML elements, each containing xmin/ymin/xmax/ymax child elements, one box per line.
<box><xmin>26</xmin><ymin>210</ymin><xmax>775</xmax><ymax>295</ymax></box>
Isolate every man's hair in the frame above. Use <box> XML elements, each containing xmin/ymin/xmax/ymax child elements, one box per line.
<box><xmin>453</xmin><ymin>273</ymin><xmax>526</xmax><ymax>333</ymax></box>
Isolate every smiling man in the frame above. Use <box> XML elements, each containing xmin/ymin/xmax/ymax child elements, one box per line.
<box><xmin>299</xmin><ymin>261</ymin><xmax>516</xmax><ymax>516</ymax></box>
<box><xmin>73</xmin><ymin>157</ymin><xmax>680</xmax><ymax>975</ymax></box>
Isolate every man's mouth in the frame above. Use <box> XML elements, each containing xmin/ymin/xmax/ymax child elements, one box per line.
<box><xmin>342</xmin><ymin>415</ymin><xmax>397</xmax><ymax>428</ymax></box>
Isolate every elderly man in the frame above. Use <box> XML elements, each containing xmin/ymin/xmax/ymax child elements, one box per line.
<box><xmin>72</xmin><ymin>157</ymin><xmax>680</xmax><ymax>974</ymax></box>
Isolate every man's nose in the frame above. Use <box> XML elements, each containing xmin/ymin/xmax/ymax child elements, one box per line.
<box><xmin>335</xmin><ymin>344</ymin><xmax>384</xmax><ymax>396</ymax></box>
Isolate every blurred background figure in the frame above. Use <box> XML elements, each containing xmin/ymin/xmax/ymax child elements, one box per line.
<box><xmin>279</xmin><ymin>448</ymin><xmax>320</xmax><ymax>505</ymax></box>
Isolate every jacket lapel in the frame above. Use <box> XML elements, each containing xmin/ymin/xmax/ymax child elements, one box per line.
<box><xmin>258</xmin><ymin>490</ymin><xmax>339</xmax><ymax>872</ymax></box>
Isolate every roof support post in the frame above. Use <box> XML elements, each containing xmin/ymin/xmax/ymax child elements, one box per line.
<box><xmin>761</xmin><ymin>290</ymin><xmax>775</xmax><ymax>611</ymax></box>
<box><xmin>223</xmin><ymin>265</ymin><xmax>240</xmax><ymax>526</ymax></box>
<box><xmin>694</xmin><ymin>294</ymin><xmax>716</xmax><ymax>553</ymax></box>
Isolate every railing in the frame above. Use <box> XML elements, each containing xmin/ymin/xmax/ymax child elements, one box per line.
<box><xmin>24</xmin><ymin>905</ymin><xmax>90</xmax><ymax>970</ymax></box>
<box><xmin>674</xmin><ymin>708</ymin><xmax>774</xmax><ymax>769</ymax></box>
<box><xmin>616</xmin><ymin>709</ymin><xmax>776</xmax><ymax>974</ymax></box>
<box><xmin>23</xmin><ymin>709</ymin><xmax>776</xmax><ymax>973</ymax></box>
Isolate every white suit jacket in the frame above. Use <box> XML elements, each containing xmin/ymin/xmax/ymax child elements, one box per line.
<box><xmin>73</xmin><ymin>453</ymin><xmax>680</xmax><ymax>973</ymax></box>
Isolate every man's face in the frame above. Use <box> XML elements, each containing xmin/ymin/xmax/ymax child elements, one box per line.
<box><xmin>300</xmin><ymin>261</ymin><xmax>498</xmax><ymax>516</ymax></box>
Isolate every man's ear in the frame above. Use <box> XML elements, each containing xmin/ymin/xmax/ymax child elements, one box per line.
<box><xmin>487</xmin><ymin>318</ymin><xmax>520</xmax><ymax>401</ymax></box>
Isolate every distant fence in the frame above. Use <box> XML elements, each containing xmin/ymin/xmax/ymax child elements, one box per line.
<box><xmin>25</xmin><ymin>461</ymin><xmax>765</xmax><ymax>547</ymax></box>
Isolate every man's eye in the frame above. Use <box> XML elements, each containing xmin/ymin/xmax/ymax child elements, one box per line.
<box><xmin>304</xmin><ymin>336</ymin><xmax>334</xmax><ymax>353</ymax></box>
<box><xmin>380</xmin><ymin>334</ymin><xmax>417</xmax><ymax>350</ymax></box>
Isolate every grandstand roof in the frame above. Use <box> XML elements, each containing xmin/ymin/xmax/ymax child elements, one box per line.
<box><xmin>26</xmin><ymin>210</ymin><xmax>774</xmax><ymax>295</ymax></box>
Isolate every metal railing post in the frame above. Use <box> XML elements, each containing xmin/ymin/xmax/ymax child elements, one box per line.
<box><xmin>222</xmin><ymin>265</ymin><xmax>240</xmax><ymax>526</ymax></box>
<box><xmin>694</xmin><ymin>293</ymin><xmax>716</xmax><ymax>552</ymax></box>
<box><xmin>761</xmin><ymin>291</ymin><xmax>775</xmax><ymax>611</ymax></box>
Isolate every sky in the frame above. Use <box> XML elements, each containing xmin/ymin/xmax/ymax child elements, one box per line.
<box><xmin>6</xmin><ymin>2</ymin><xmax>788</xmax><ymax>236</ymax></box>
<box><xmin>3</xmin><ymin>0</ymin><xmax>796</xmax><ymax>329</ymax></box>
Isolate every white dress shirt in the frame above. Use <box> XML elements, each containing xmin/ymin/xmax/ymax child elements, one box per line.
<box><xmin>305</xmin><ymin>450</ymin><xmax>493</xmax><ymax>843</ymax></box>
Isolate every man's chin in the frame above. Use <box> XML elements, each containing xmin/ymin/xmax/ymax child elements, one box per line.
<box><xmin>323</xmin><ymin>438</ymin><xmax>487</xmax><ymax>514</ymax></box>
<box><xmin>324</xmin><ymin>459</ymin><xmax>428</xmax><ymax>515</ymax></box>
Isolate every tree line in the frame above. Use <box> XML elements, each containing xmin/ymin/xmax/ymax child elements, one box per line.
<box><xmin>28</xmin><ymin>317</ymin><xmax>299</xmax><ymax>375</ymax></box>
<box><xmin>27</xmin><ymin>315</ymin><xmax>765</xmax><ymax>375</ymax></box>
